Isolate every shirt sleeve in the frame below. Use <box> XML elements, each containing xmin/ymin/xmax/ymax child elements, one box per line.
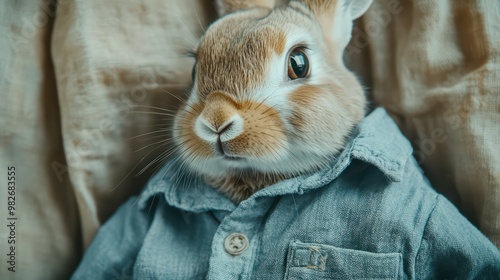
<box><xmin>415</xmin><ymin>195</ymin><xmax>500</xmax><ymax>278</ymax></box>
<box><xmin>71</xmin><ymin>197</ymin><xmax>154</xmax><ymax>280</ymax></box>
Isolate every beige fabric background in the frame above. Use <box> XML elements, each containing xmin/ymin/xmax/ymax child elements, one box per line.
<box><xmin>0</xmin><ymin>0</ymin><xmax>498</xmax><ymax>279</ymax></box>
<box><xmin>349</xmin><ymin>0</ymin><xmax>500</xmax><ymax>246</ymax></box>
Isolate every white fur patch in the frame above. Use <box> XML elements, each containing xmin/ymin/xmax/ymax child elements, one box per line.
<box><xmin>194</xmin><ymin>114</ymin><xmax>244</xmax><ymax>143</ymax></box>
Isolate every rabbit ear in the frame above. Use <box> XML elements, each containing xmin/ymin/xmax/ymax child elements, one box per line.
<box><xmin>216</xmin><ymin>0</ymin><xmax>277</xmax><ymax>16</ymax></box>
<box><xmin>348</xmin><ymin>0</ymin><xmax>374</xmax><ymax>19</ymax></box>
<box><xmin>298</xmin><ymin>0</ymin><xmax>372</xmax><ymax>50</ymax></box>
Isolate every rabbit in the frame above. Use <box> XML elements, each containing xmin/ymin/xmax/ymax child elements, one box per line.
<box><xmin>71</xmin><ymin>3</ymin><xmax>500</xmax><ymax>279</ymax></box>
<box><xmin>173</xmin><ymin>0</ymin><xmax>372</xmax><ymax>203</ymax></box>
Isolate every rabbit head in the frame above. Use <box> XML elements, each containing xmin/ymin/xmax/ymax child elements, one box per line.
<box><xmin>173</xmin><ymin>0</ymin><xmax>372</xmax><ymax>202</ymax></box>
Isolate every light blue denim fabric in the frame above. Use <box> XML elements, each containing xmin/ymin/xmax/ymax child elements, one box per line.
<box><xmin>72</xmin><ymin>108</ymin><xmax>500</xmax><ymax>279</ymax></box>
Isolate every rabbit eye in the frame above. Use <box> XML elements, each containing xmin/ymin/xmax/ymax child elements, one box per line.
<box><xmin>288</xmin><ymin>48</ymin><xmax>309</xmax><ymax>80</ymax></box>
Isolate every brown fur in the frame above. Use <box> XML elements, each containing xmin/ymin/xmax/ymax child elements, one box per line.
<box><xmin>196</xmin><ymin>9</ymin><xmax>287</xmax><ymax>96</ymax></box>
<box><xmin>176</xmin><ymin>103</ymin><xmax>213</xmax><ymax>157</ymax></box>
<box><xmin>205</xmin><ymin>172</ymin><xmax>286</xmax><ymax>203</ymax></box>
<box><xmin>178</xmin><ymin>92</ymin><xmax>285</xmax><ymax>160</ymax></box>
<box><xmin>173</xmin><ymin>0</ymin><xmax>371</xmax><ymax>203</ymax></box>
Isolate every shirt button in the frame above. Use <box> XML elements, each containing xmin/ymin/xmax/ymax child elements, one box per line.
<box><xmin>224</xmin><ymin>233</ymin><xmax>249</xmax><ymax>255</ymax></box>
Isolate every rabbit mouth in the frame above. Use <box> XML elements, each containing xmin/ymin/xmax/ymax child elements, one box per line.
<box><xmin>223</xmin><ymin>155</ymin><xmax>245</xmax><ymax>161</ymax></box>
<box><xmin>217</xmin><ymin>138</ymin><xmax>246</xmax><ymax>162</ymax></box>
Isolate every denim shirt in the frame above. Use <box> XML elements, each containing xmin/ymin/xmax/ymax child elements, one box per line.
<box><xmin>72</xmin><ymin>108</ymin><xmax>500</xmax><ymax>279</ymax></box>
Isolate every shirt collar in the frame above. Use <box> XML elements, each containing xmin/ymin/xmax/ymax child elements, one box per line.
<box><xmin>138</xmin><ymin>107</ymin><xmax>413</xmax><ymax>212</ymax></box>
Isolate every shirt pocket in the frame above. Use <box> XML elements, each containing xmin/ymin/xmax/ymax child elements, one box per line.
<box><xmin>284</xmin><ymin>241</ymin><xmax>402</xmax><ymax>280</ymax></box>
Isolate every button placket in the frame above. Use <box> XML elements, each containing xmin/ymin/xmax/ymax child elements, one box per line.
<box><xmin>207</xmin><ymin>198</ymin><xmax>277</xmax><ymax>279</ymax></box>
<box><xmin>224</xmin><ymin>233</ymin><xmax>249</xmax><ymax>255</ymax></box>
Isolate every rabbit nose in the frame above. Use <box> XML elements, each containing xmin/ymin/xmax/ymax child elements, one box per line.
<box><xmin>216</xmin><ymin>121</ymin><xmax>234</xmax><ymax>135</ymax></box>
<box><xmin>195</xmin><ymin>115</ymin><xmax>244</xmax><ymax>143</ymax></box>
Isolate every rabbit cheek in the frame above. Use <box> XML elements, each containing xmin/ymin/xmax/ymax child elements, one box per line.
<box><xmin>288</xmin><ymin>85</ymin><xmax>348</xmax><ymax>150</ymax></box>
<box><xmin>175</xmin><ymin>104</ymin><xmax>213</xmax><ymax>158</ymax></box>
<box><xmin>242</xmin><ymin>102</ymin><xmax>286</xmax><ymax>157</ymax></box>
<box><xmin>221</xmin><ymin>101</ymin><xmax>286</xmax><ymax>159</ymax></box>
<box><xmin>288</xmin><ymin>85</ymin><xmax>321</xmax><ymax>132</ymax></box>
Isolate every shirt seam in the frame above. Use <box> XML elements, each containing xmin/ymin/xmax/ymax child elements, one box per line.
<box><xmin>413</xmin><ymin>194</ymin><xmax>440</xmax><ymax>277</ymax></box>
<box><xmin>245</xmin><ymin>217</ymin><xmax>266</xmax><ymax>279</ymax></box>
